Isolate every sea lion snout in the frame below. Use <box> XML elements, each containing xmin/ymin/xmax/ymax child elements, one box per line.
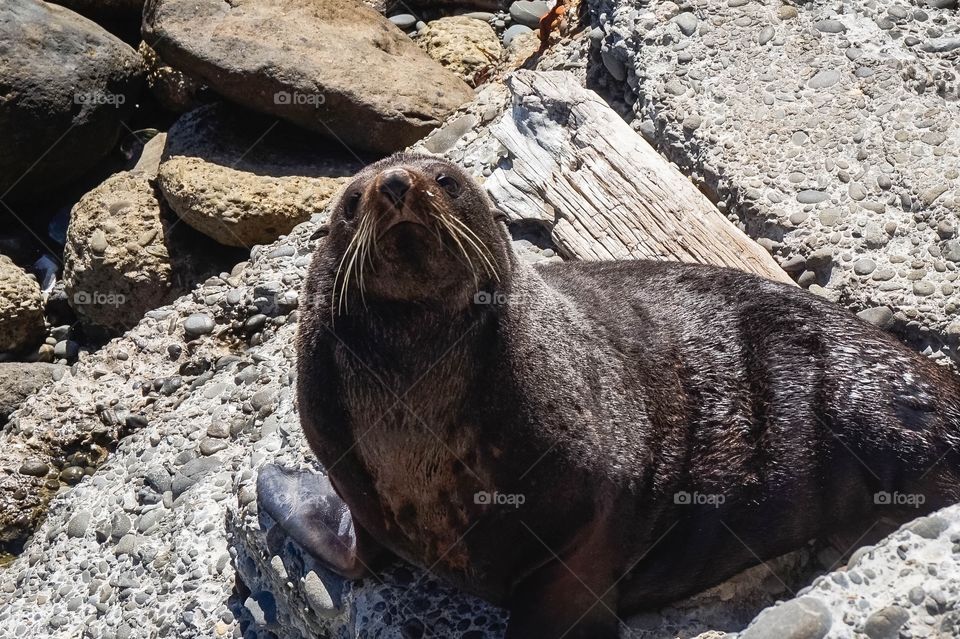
<box><xmin>370</xmin><ymin>166</ymin><xmax>430</xmax><ymax>236</ymax></box>
<box><xmin>377</xmin><ymin>168</ymin><xmax>413</xmax><ymax>206</ymax></box>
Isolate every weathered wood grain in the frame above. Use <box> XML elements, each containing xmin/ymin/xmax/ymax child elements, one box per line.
<box><xmin>483</xmin><ymin>71</ymin><xmax>793</xmax><ymax>284</ymax></box>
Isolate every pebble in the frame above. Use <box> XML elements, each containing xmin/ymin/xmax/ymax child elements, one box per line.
<box><xmin>66</xmin><ymin>510</ymin><xmax>91</xmax><ymax>538</ymax></box>
<box><xmin>854</xmin><ymin>258</ymin><xmax>877</xmax><ymax>276</ymax></box>
<box><xmin>183</xmin><ymin>314</ymin><xmax>215</xmax><ymax>338</ymax></box>
<box><xmin>303</xmin><ymin>571</ymin><xmax>337</xmax><ymax>617</ymax></box>
<box><xmin>388</xmin><ymin>14</ymin><xmax>416</xmax><ymax>30</ymax></box>
<box><xmin>741</xmin><ymin>596</ymin><xmax>832</xmax><ymax>639</ymax></box>
<box><xmin>601</xmin><ymin>50</ymin><xmax>626</xmax><ymax>80</ymax></box>
<box><xmin>857</xmin><ymin>307</ymin><xmax>894</xmax><ymax>329</ymax></box>
<box><xmin>200</xmin><ymin>438</ymin><xmax>229</xmax><ymax>456</ymax></box>
<box><xmin>673</xmin><ymin>12</ymin><xmax>699</xmax><ymax>36</ymax></box>
<box><xmin>758</xmin><ymin>25</ymin><xmax>774</xmax><ymax>45</ymax></box>
<box><xmin>54</xmin><ymin>340</ymin><xmax>80</xmax><ymax>360</ymax></box>
<box><xmin>797</xmin><ymin>190</ymin><xmax>830</xmax><ymax>204</ymax></box>
<box><xmin>19</xmin><ymin>460</ymin><xmax>50</xmax><ymax>477</ymax></box>
<box><xmin>503</xmin><ymin>24</ymin><xmax>533</xmax><ymax>47</ymax></box>
<box><xmin>113</xmin><ymin>533</ymin><xmax>139</xmax><ymax>556</ymax></box>
<box><xmin>815</xmin><ymin>19</ymin><xmax>846</xmax><ymax>33</ymax></box>
<box><xmin>863</xmin><ymin>605</ymin><xmax>909</xmax><ymax>639</ymax></box>
<box><xmin>907</xmin><ymin>516</ymin><xmax>949</xmax><ymax>539</ymax></box>
<box><xmin>59</xmin><ymin>466</ymin><xmax>86</xmax><ymax>485</ymax></box>
<box><xmin>509</xmin><ymin>0</ymin><xmax>552</xmax><ymax>28</ymax></box>
<box><xmin>808</xmin><ymin>70</ymin><xmax>841</xmax><ymax>89</ymax></box>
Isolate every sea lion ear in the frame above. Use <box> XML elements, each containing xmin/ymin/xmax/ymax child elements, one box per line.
<box><xmin>492</xmin><ymin>209</ymin><xmax>509</xmax><ymax>224</ymax></box>
<box><xmin>310</xmin><ymin>224</ymin><xmax>330</xmax><ymax>240</ymax></box>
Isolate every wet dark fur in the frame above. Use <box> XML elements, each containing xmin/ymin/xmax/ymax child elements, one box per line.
<box><xmin>296</xmin><ymin>153</ymin><xmax>960</xmax><ymax>638</ymax></box>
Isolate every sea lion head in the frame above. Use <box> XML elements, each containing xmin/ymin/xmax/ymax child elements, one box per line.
<box><xmin>319</xmin><ymin>153</ymin><xmax>511</xmax><ymax>313</ymax></box>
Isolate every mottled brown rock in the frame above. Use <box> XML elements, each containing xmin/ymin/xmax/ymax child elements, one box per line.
<box><xmin>63</xmin><ymin>168</ymin><xmax>240</xmax><ymax>333</ymax></box>
<box><xmin>417</xmin><ymin>17</ymin><xmax>502</xmax><ymax>88</ymax></box>
<box><xmin>142</xmin><ymin>0</ymin><xmax>474</xmax><ymax>154</ymax></box>
<box><xmin>157</xmin><ymin>104</ymin><xmax>359</xmax><ymax>248</ymax></box>
<box><xmin>0</xmin><ymin>255</ymin><xmax>45</xmax><ymax>353</ymax></box>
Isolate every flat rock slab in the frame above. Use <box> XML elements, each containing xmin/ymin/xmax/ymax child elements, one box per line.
<box><xmin>0</xmin><ymin>0</ymin><xmax>143</xmax><ymax>202</ymax></box>
<box><xmin>595</xmin><ymin>0</ymin><xmax>960</xmax><ymax>364</ymax></box>
<box><xmin>143</xmin><ymin>0</ymin><xmax>475</xmax><ymax>154</ymax></box>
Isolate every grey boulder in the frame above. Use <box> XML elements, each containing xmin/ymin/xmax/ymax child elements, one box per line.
<box><xmin>0</xmin><ymin>0</ymin><xmax>143</xmax><ymax>202</ymax></box>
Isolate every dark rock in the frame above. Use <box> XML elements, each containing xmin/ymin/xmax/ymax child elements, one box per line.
<box><xmin>0</xmin><ymin>0</ymin><xmax>143</xmax><ymax>202</ymax></box>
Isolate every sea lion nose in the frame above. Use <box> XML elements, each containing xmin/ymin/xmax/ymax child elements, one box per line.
<box><xmin>378</xmin><ymin>168</ymin><xmax>412</xmax><ymax>206</ymax></box>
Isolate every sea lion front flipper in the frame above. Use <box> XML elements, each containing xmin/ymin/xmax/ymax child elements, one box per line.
<box><xmin>256</xmin><ymin>464</ymin><xmax>380</xmax><ymax>579</ymax></box>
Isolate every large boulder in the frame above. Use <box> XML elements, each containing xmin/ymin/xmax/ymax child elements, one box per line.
<box><xmin>0</xmin><ymin>255</ymin><xmax>45</xmax><ymax>353</ymax></box>
<box><xmin>142</xmin><ymin>0</ymin><xmax>475</xmax><ymax>154</ymax></box>
<box><xmin>0</xmin><ymin>0</ymin><xmax>143</xmax><ymax>203</ymax></box>
<box><xmin>62</xmin><ymin>161</ymin><xmax>241</xmax><ymax>334</ymax></box>
<box><xmin>157</xmin><ymin>104</ymin><xmax>357</xmax><ymax>248</ymax></box>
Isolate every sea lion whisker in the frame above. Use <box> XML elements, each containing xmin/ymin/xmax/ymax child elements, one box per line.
<box><xmin>332</xmin><ymin>227</ymin><xmax>364</xmax><ymax>318</ymax></box>
<box><xmin>444</xmin><ymin>214</ymin><xmax>499</xmax><ymax>280</ymax></box>
<box><xmin>438</xmin><ymin>210</ymin><xmax>498</xmax><ymax>278</ymax></box>
<box><xmin>439</xmin><ymin>214</ymin><xmax>480</xmax><ymax>290</ymax></box>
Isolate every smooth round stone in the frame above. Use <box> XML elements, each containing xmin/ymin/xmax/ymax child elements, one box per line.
<box><xmin>808</xmin><ymin>70</ymin><xmax>841</xmax><ymax>89</ymax></box>
<box><xmin>503</xmin><ymin>24</ymin><xmax>533</xmax><ymax>47</ymax></box>
<box><xmin>815</xmin><ymin>19</ymin><xmax>846</xmax><ymax>33</ymax></box>
<box><xmin>67</xmin><ymin>511</ymin><xmax>91</xmax><ymax>538</ymax></box>
<box><xmin>19</xmin><ymin>460</ymin><xmax>50</xmax><ymax>477</ymax></box>
<box><xmin>854</xmin><ymin>258</ymin><xmax>877</xmax><ymax>275</ymax></box>
<box><xmin>913</xmin><ymin>281</ymin><xmax>935</xmax><ymax>296</ymax></box>
<box><xmin>672</xmin><ymin>12</ymin><xmax>699</xmax><ymax>36</ymax></box>
<box><xmin>741</xmin><ymin>597</ymin><xmax>832</xmax><ymax>639</ymax></box>
<box><xmin>907</xmin><ymin>515</ymin><xmax>949</xmax><ymax>539</ymax></box>
<box><xmin>863</xmin><ymin>605</ymin><xmax>909</xmax><ymax>639</ymax></box>
<box><xmin>758</xmin><ymin>25</ymin><xmax>775</xmax><ymax>45</ymax></box>
<box><xmin>388</xmin><ymin>14</ymin><xmax>416</xmax><ymax>30</ymax></box>
<box><xmin>797</xmin><ymin>190</ymin><xmax>830</xmax><ymax>204</ymax></box>
<box><xmin>509</xmin><ymin>0</ymin><xmax>552</xmax><ymax>28</ymax></box>
<box><xmin>59</xmin><ymin>466</ymin><xmax>85</xmax><ymax>485</ymax></box>
<box><xmin>303</xmin><ymin>571</ymin><xmax>337</xmax><ymax>617</ymax></box>
<box><xmin>183</xmin><ymin>314</ymin><xmax>215</xmax><ymax>338</ymax></box>
<box><xmin>857</xmin><ymin>307</ymin><xmax>894</xmax><ymax>329</ymax></box>
<box><xmin>54</xmin><ymin>340</ymin><xmax>79</xmax><ymax>360</ymax></box>
<box><xmin>200</xmin><ymin>438</ymin><xmax>229</xmax><ymax>456</ymax></box>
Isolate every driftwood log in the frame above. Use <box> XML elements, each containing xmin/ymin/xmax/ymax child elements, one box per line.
<box><xmin>472</xmin><ymin>71</ymin><xmax>793</xmax><ymax>285</ymax></box>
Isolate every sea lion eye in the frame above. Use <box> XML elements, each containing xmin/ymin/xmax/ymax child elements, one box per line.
<box><xmin>436</xmin><ymin>174</ymin><xmax>460</xmax><ymax>197</ymax></box>
<box><xmin>344</xmin><ymin>192</ymin><xmax>361</xmax><ymax>220</ymax></box>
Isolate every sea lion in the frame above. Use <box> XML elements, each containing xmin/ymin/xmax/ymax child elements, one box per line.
<box><xmin>282</xmin><ymin>152</ymin><xmax>960</xmax><ymax>638</ymax></box>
